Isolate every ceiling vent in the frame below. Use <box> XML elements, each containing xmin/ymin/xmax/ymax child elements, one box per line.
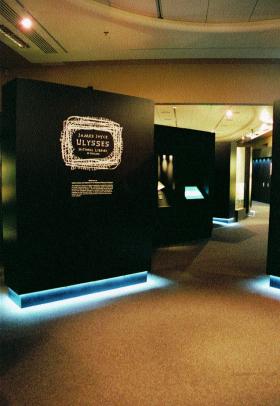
<box><xmin>0</xmin><ymin>24</ymin><xmax>29</xmax><ymax>47</ymax></box>
<box><xmin>0</xmin><ymin>0</ymin><xmax>57</xmax><ymax>53</ymax></box>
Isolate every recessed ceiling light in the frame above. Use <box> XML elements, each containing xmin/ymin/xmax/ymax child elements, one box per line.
<box><xmin>260</xmin><ymin>109</ymin><xmax>272</xmax><ymax>124</ymax></box>
<box><xmin>20</xmin><ymin>17</ymin><xmax>33</xmax><ymax>30</ymax></box>
<box><xmin>225</xmin><ymin>110</ymin><xmax>233</xmax><ymax>119</ymax></box>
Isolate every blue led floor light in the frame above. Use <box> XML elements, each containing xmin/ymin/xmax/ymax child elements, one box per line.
<box><xmin>270</xmin><ymin>275</ymin><xmax>280</xmax><ymax>289</ymax></box>
<box><xmin>8</xmin><ymin>271</ymin><xmax>148</xmax><ymax>308</ymax></box>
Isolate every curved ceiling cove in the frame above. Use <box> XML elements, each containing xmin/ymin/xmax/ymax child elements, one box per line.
<box><xmin>93</xmin><ymin>0</ymin><xmax>280</xmax><ymax>27</ymax></box>
<box><xmin>155</xmin><ymin>105</ymin><xmax>273</xmax><ymax>143</ymax></box>
<box><xmin>0</xmin><ymin>0</ymin><xmax>280</xmax><ymax>64</ymax></box>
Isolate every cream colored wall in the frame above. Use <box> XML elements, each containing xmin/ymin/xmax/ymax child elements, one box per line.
<box><xmin>2</xmin><ymin>61</ymin><xmax>280</xmax><ymax>105</ymax></box>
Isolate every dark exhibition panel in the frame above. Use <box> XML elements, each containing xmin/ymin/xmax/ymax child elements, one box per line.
<box><xmin>252</xmin><ymin>150</ymin><xmax>272</xmax><ymax>204</ymax></box>
<box><xmin>244</xmin><ymin>146</ymin><xmax>252</xmax><ymax>216</ymax></box>
<box><xmin>154</xmin><ymin>124</ymin><xmax>215</xmax><ymax>244</ymax></box>
<box><xmin>214</xmin><ymin>142</ymin><xmax>236</xmax><ymax>220</ymax></box>
<box><xmin>0</xmin><ymin>113</ymin><xmax>2</xmax><ymax>264</ymax></box>
<box><xmin>267</xmin><ymin>100</ymin><xmax>280</xmax><ymax>285</ymax></box>
<box><xmin>1</xmin><ymin>79</ymin><xmax>155</xmax><ymax>305</ymax></box>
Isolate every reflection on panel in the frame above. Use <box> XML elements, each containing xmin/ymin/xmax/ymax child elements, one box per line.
<box><xmin>235</xmin><ymin>147</ymin><xmax>245</xmax><ymax>210</ymax></box>
<box><xmin>2</xmin><ymin>153</ymin><xmax>17</xmax><ymax>241</ymax></box>
<box><xmin>157</xmin><ymin>154</ymin><xmax>174</xmax><ymax>207</ymax></box>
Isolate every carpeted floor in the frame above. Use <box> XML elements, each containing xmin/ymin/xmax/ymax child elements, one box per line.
<box><xmin>2</xmin><ymin>202</ymin><xmax>280</xmax><ymax>405</ymax></box>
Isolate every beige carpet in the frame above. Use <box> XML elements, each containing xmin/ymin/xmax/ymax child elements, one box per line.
<box><xmin>2</xmin><ymin>202</ymin><xmax>280</xmax><ymax>406</ymax></box>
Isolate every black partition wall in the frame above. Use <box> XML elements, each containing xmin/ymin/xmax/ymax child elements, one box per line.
<box><xmin>252</xmin><ymin>155</ymin><xmax>272</xmax><ymax>204</ymax></box>
<box><xmin>214</xmin><ymin>142</ymin><xmax>236</xmax><ymax>220</ymax></box>
<box><xmin>1</xmin><ymin>78</ymin><xmax>155</xmax><ymax>305</ymax></box>
<box><xmin>0</xmin><ymin>112</ymin><xmax>2</xmax><ymax>265</ymax></box>
<box><xmin>154</xmin><ymin>124</ymin><xmax>215</xmax><ymax>244</ymax></box>
<box><xmin>267</xmin><ymin>100</ymin><xmax>280</xmax><ymax>286</ymax></box>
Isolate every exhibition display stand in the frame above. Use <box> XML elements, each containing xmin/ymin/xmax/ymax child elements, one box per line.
<box><xmin>252</xmin><ymin>147</ymin><xmax>272</xmax><ymax>204</ymax></box>
<box><xmin>1</xmin><ymin>79</ymin><xmax>155</xmax><ymax>306</ymax></box>
<box><xmin>155</xmin><ymin>124</ymin><xmax>215</xmax><ymax>244</ymax></box>
<box><xmin>267</xmin><ymin>100</ymin><xmax>280</xmax><ymax>287</ymax></box>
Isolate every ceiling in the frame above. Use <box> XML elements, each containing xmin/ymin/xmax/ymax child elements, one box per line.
<box><xmin>1</xmin><ymin>0</ymin><xmax>280</xmax><ymax>66</ymax></box>
<box><xmin>0</xmin><ymin>1</ymin><xmax>276</xmax><ymax>143</ymax></box>
<box><xmin>155</xmin><ymin>104</ymin><xmax>273</xmax><ymax>142</ymax></box>
<box><xmin>97</xmin><ymin>0</ymin><xmax>280</xmax><ymax>22</ymax></box>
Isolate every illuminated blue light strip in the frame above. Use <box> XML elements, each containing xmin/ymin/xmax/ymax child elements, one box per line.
<box><xmin>8</xmin><ymin>271</ymin><xmax>148</xmax><ymax>308</ymax></box>
<box><xmin>239</xmin><ymin>275</ymin><xmax>280</xmax><ymax>301</ymax></box>
<box><xmin>213</xmin><ymin>217</ymin><xmax>235</xmax><ymax>224</ymax></box>
<box><xmin>2</xmin><ymin>274</ymin><xmax>173</xmax><ymax>322</ymax></box>
<box><xmin>269</xmin><ymin>275</ymin><xmax>280</xmax><ymax>289</ymax></box>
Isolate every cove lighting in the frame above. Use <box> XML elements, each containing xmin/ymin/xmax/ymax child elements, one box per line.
<box><xmin>20</xmin><ymin>17</ymin><xmax>33</xmax><ymax>30</ymax></box>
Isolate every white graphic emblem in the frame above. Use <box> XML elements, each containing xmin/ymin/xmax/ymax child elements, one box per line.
<box><xmin>60</xmin><ymin>116</ymin><xmax>123</xmax><ymax>171</ymax></box>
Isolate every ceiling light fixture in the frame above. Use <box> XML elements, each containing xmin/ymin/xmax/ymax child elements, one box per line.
<box><xmin>19</xmin><ymin>17</ymin><xmax>33</xmax><ymax>30</ymax></box>
<box><xmin>260</xmin><ymin>109</ymin><xmax>273</xmax><ymax>124</ymax></box>
<box><xmin>225</xmin><ymin>110</ymin><xmax>233</xmax><ymax>120</ymax></box>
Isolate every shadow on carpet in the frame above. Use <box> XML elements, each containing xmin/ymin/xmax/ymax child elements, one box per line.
<box><xmin>211</xmin><ymin>226</ymin><xmax>256</xmax><ymax>243</ymax></box>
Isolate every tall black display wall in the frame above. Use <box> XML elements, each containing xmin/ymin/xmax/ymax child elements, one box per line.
<box><xmin>244</xmin><ymin>146</ymin><xmax>252</xmax><ymax>215</ymax></box>
<box><xmin>214</xmin><ymin>142</ymin><xmax>236</xmax><ymax>220</ymax></box>
<box><xmin>0</xmin><ymin>112</ymin><xmax>2</xmax><ymax>265</ymax></box>
<box><xmin>252</xmin><ymin>157</ymin><xmax>271</xmax><ymax>204</ymax></box>
<box><xmin>154</xmin><ymin>124</ymin><xmax>215</xmax><ymax>244</ymax></box>
<box><xmin>2</xmin><ymin>78</ymin><xmax>155</xmax><ymax>295</ymax></box>
<box><xmin>267</xmin><ymin>100</ymin><xmax>280</xmax><ymax>279</ymax></box>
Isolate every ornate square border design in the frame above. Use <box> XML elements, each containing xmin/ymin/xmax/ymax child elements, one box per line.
<box><xmin>61</xmin><ymin>116</ymin><xmax>123</xmax><ymax>171</ymax></box>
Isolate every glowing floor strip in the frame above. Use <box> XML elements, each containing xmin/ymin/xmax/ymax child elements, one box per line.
<box><xmin>1</xmin><ymin>273</ymin><xmax>173</xmax><ymax>322</ymax></box>
<box><xmin>240</xmin><ymin>275</ymin><xmax>280</xmax><ymax>301</ymax></box>
<box><xmin>213</xmin><ymin>220</ymin><xmax>238</xmax><ymax>227</ymax></box>
<box><xmin>213</xmin><ymin>217</ymin><xmax>235</xmax><ymax>224</ymax></box>
<box><xmin>269</xmin><ymin>275</ymin><xmax>280</xmax><ymax>289</ymax></box>
<box><xmin>8</xmin><ymin>271</ymin><xmax>148</xmax><ymax>308</ymax></box>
